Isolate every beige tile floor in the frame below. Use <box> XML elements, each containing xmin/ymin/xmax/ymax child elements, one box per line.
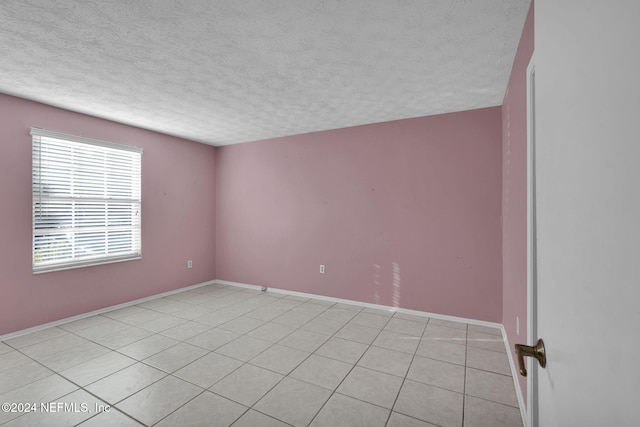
<box><xmin>0</xmin><ymin>284</ymin><xmax>523</xmax><ymax>426</ymax></box>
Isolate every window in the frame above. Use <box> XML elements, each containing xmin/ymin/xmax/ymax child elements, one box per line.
<box><xmin>31</xmin><ymin>128</ymin><xmax>142</xmax><ymax>273</ymax></box>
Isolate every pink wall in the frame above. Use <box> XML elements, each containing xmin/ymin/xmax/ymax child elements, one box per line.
<box><xmin>0</xmin><ymin>94</ymin><xmax>216</xmax><ymax>335</ymax></box>
<box><xmin>502</xmin><ymin>1</ymin><xmax>534</xmax><ymax>401</ymax></box>
<box><xmin>216</xmin><ymin>108</ymin><xmax>503</xmax><ymax>321</ymax></box>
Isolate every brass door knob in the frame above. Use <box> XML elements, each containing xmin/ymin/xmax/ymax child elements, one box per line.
<box><xmin>514</xmin><ymin>339</ymin><xmax>546</xmax><ymax>377</ymax></box>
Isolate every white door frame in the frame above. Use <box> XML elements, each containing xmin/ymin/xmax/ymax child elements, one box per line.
<box><xmin>525</xmin><ymin>53</ymin><xmax>537</xmax><ymax>427</ymax></box>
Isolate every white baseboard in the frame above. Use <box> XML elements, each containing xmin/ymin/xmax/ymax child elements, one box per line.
<box><xmin>215</xmin><ymin>279</ymin><xmax>503</xmax><ymax>329</ymax></box>
<box><xmin>502</xmin><ymin>326</ymin><xmax>528</xmax><ymax>427</ymax></box>
<box><xmin>0</xmin><ymin>280</ymin><xmax>216</xmax><ymax>342</ymax></box>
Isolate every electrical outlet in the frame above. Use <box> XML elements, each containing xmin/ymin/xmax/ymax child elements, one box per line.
<box><xmin>319</xmin><ymin>265</ymin><xmax>325</xmax><ymax>274</ymax></box>
<box><xmin>187</xmin><ymin>260</ymin><xmax>192</xmax><ymax>269</ymax></box>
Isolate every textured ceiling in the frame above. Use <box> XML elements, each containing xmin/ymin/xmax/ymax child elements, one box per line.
<box><xmin>0</xmin><ymin>0</ymin><xmax>531</xmax><ymax>146</ymax></box>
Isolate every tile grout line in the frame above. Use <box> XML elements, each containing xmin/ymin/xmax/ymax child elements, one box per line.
<box><xmin>0</xmin><ymin>288</ymin><xmax>212</xmax><ymax>424</ymax></box>
<box><xmin>164</xmin><ymin>291</ymin><xmax>342</xmax><ymax>425</ymax></box>
<box><xmin>111</xmin><ymin>291</ymin><xmax>331</xmax><ymax>424</ymax></box>
<box><xmin>305</xmin><ymin>310</ymin><xmax>395</xmax><ymax>426</ymax></box>
<box><xmin>7</xmin><ymin>303</ymin><xmax>388</xmax><ymax>424</ymax></box>
<box><xmin>383</xmin><ymin>316</ymin><xmax>430</xmax><ymax>427</ymax></box>
<box><xmin>154</xmin><ymin>295</ymin><xmax>322</xmax><ymax>418</ymax></box>
<box><xmin>1</xmin><ymin>342</ymin><xmax>147</xmax><ymax>426</ymax></box>
<box><xmin>79</xmin><ymin>287</ymin><xmax>297</xmax><ymax>426</ymax></box>
<box><xmin>148</xmin><ymin>388</ymin><xmax>231</xmax><ymax>427</ymax></box>
<box><xmin>242</xmin><ymin>302</ymin><xmax>359</xmax><ymax>426</ymax></box>
<box><xmin>1</xmin><ymin>286</ymin><xmax>262</xmax><ymax>426</ymax></box>
<box><xmin>462</xmin><ymin>324</ymin><xmax>469</xmax><ymax>427</ymax></box>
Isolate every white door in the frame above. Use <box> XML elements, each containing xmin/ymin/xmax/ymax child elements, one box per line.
<box><xmin>533</xmin><ymin>1</ymin><xmax>640</xmax><ymax>426</ymax></box>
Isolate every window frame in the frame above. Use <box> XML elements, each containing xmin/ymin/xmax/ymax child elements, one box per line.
<box><xmin>31</xmin><ymin>128</ymin><xmax>143</xmax><ymax>274</ymax></box>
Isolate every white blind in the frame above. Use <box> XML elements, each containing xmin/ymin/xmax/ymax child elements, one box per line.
<box><xmin>31</xmin><ymin>128</ymin><xmax>142</xmax><ymax>273</ymax></box>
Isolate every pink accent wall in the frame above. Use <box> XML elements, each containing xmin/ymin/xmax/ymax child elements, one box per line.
<box><xmin>502</xmin><ymin>1</ymin><xmax>534</xmax><ymax>401</ymax></box>
<box><xmin>0</xmin><ymin>94</ymin><xmax>216</xmax><ymax>335</ymax></box>
<box><xmin>216</xmin><ymin>108</ymin><xmax>503</xmax><ymax>321</ymax></box>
